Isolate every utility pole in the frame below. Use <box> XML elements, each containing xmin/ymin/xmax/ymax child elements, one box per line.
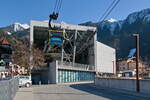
<box><xmin>132</xmin><ymin>34</ymin><xmax>140</xmax><ymax>92</ymax></box>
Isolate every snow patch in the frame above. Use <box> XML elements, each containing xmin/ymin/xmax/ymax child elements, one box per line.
<box><xmin>21</xmin><ymin>24</ymin><xmax>30</xmax><ymax>29</ymax></box>
<box><xmin>107</xmin><ymin>18</ymin><xmax>118</xmax><ymax>23</ymax></box>
<box><xmin>14</xmin><ymin>22</ymin><xmax>29</xmax><ymax>32</ymax></box>
<box><xmin>128</xmin><ymin>48</ymin><xmax>136</xmax><ymax>58</ymax></box>
<box><xmin>7</xmin><ymin>31</ymin><xmax>12</xmax><ymax>35</ymax></box>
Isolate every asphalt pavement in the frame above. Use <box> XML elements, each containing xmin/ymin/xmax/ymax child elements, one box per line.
<box><xmin>14</xmin><ymin>83</ymin><xmax>150</xmax><ymax>100</ymax></box>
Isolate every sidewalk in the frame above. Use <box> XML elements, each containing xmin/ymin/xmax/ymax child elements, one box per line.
<box><xmin>90</xmin><ymin>84</ymin><xmax>150</xmax><ymax>100</ymax></box>
<box><xmin>14</xmin><ymin>87</ymin><xmax>34</xmax><ymax>100</ymax></box>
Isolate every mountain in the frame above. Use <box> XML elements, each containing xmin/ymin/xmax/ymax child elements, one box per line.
<box><xmin>13</xmin><ymin>22</ymin><xmax>29</xmax><ymax>32</ymax></box>
<box><xmin>0</xmin><ymin>22</ymin><xmax>30</xmax><ymax>42</ymax></box>
<box><xmin>0</xmin><ymin>22</ymin><xmax>29</xmax><ymax>35</ymax></box>
<box><xmin>0</xmin><ymin>22</ymin><xmax>29</xmax><ymax>32</ymax></box>
<box><xmin>82</xmin><ymin>8</ymin><xmax>150</xmax><ymax>62</ymax></box>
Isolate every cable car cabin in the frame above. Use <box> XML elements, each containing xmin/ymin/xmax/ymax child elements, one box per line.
<box><xmin>48</xmin><ymin>30</ymin><xmax>64</xmax><ymax>53</ymax></box>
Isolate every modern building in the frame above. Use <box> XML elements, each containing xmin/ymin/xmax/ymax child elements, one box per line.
<box><xmin>30</xmin><ymin>20</ymin><xmax>116</xmax><ymax>84</ymax></box>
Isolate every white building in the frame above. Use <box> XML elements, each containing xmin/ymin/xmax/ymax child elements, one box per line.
<box><xmin>95</xmin><ymin>42</ymin><xmax>116</xmax><ymax>74</ymax></box>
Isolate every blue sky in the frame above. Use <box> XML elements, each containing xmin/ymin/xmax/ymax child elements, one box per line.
<box><xmin>0</xmin><ymin>0</ymin><xmax>150</xmax><ymax>27</ymax></box>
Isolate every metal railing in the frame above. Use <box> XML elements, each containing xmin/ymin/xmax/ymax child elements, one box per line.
<box><xmin>0</xmin><ymin>77</ymin><xmax>19</xmax><ymax>100</ymax></box>
<box><xmin>58</xmin><ymin>61</ymin><xmax>95</xmax><ymax>71</ymax></box>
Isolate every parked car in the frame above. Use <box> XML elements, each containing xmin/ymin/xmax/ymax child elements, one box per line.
<box><xmin>19</xmin><ymin>75</ymin><xmax>32</xmax><ymax>87</ymax></box>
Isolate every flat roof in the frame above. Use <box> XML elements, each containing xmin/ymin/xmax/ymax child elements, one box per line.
<box><xmin>30</xmin><ymin>20</ymin><xmax>97</xmax><ymax>32</ymax></box>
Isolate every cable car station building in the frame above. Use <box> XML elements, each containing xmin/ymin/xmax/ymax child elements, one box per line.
<box><xmin>30</xmin><ymin>20</ymin><xmax>116</xmax><ymax>84</ymax></box>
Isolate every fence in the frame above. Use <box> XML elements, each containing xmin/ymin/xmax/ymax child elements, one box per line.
<box><xmin>0</xmin><ymin>77</ymin><xmax>19</xmax><ymax>100</ymax></box>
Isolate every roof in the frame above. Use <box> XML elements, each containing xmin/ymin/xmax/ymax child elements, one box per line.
<box><xmin>1</xmin><ymin>40</ymin><xmax>9</xmax><ymax>45</ymax></box>
<box><xmin>30</xmin><ymin>20</ymin><xmax>97</xmax><ymax>32</ymax></box>
<box><xmin>117</xmin><ymin>57</ymin><xmax>144</xmax><ymax>64</ymax></box>
<box><xmin>117</xmin><ymin>57</ymin><xmax>136</xmax><ymax>62</ymax></box>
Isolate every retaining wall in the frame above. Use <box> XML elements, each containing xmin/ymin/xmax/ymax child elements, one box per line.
<box><xmin>95</xmin><ymin>77</ymin><xmax>150</xmax><ymax>93</ymax></box>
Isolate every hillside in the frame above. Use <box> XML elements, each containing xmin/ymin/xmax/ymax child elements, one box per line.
<box><xmin>82</xmin><ymin>8</ymin><xmax>150</xmax><ymax>62</ymax></box>
<box><xmin>0</xmin><ymin>30</ymin><xmax>45</xmax><ymax>69</ymax></box>
<box><xmin>0</xmin><ymin>22</ymin><xmax>30</xmax><ymax>40</ymax></box>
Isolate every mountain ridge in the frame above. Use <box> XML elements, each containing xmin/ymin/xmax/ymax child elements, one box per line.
<box><xmin>82</xmin><ymin>8</ymin><xmax>150</xmax><ymax>62</ymax></box>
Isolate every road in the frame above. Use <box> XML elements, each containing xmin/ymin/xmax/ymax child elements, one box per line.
<box><xmin>14</xmin><ymin>83</ymin><xmax>149</xmax><ymax>100</ymax></box>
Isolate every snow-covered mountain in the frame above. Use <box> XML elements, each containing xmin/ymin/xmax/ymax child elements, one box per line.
<box><xmin>0</xmin><ymin>22</ymin><xmax>30</xmax><ymax>35</ymax></box>
<box><xmin>82</xmin><ymin>8</ymin><xmax>150</xmax><ymax>62</ymax></box>
<box><xmin>128</xmin><ymin>48</ymin><xmax>136</xmax><ymax>58</ymax></box>
<box><xmin>107</xmin><ymin>18</ymin><xmax>118</xmax><ymax>23</ymax></box>
<box><xmin>13</xmin><ymin>22</ymin><xmax>29</xmax><ymax>32</ymax></box>
<box><xmin>96</xmin><ymin>8</ymin><xmax>150</xmax><ymax>36</ymax></box>
<box><xmin>0</xmin><ymin>22</ymin><xmax>30</xmax><ymax>41</ymax></box>
<box><xmin>99</xmin><ymin>18</ymin><xmax>123</xmax><ymax>35</ymax></box>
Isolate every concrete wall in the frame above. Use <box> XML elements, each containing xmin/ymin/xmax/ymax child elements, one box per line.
<box><xmin>49</xmin><ymin>61</ymin><xmax>58</xmax><ymax>84</ymax></box>
<box><xmin>87</xmin><ymin>35</ymin><xmax>95</xmax><ymax>66</ymax></box>
<box><xmin>0</xmin><ymin>77</ymin><xmax>19</xmax><ymax>100</ymax></box>
<box><xmin>140</xmin><ymin>80</ymin><xmax>150</xmax><ymax>93</ymax></box>
<box><xmin>95</xmin><ymin>42</ymin><xmax>116</xmax><ymax>74</ymax></box>
<box><xmin>32</xmin><ymin>70</ymin><xmax>49</xmax><ymax>84</ymax></box>
<box><xmin>95</xmin><ymin>77</ymin><xmax>150</xmax><ymax>93</ymax></box>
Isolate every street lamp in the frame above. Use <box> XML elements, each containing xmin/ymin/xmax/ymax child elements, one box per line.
<box><xmin>132</xmin><ymin>33</ymin><xmax>140</xmax><ymax>92</ymax></box>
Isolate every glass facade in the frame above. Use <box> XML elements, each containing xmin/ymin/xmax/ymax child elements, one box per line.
<box><xmin>58</xmin><ymin>69</ymin><xmax>95</xmax><ymax>83</ymax></box>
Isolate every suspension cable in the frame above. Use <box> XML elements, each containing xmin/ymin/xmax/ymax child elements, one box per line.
<box><xmin>57</xmin><ymin>0</ymin><xmax>63</xmax><ymax>13</ymax></box>
<box><xmin>101</xmin><ymin>0</ymin><xmax>120</xmax><ymax>21</ymax></box>
<box><xmin>49</xmin><ymin>0</ymin><xmax>63</xmax><ymax>29</ymax></box>
<box><xmin>99</xmin><ymin>0</ymin><xmax>117</xmax><ymax>21</ymax></box>
<box><xmin>99</xmin><ymin>0</ymin><xmax>120</xmax><ymax>22</ymax></box>
<box><xmin>53</xmin><ymin>0</ymin><xmax>63</xmax><ymax>13</ymax></box>
<box><xmin>54</xmin><ymin>0</ymin><xmax>58</xmax><ymax>12</ymax></box>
